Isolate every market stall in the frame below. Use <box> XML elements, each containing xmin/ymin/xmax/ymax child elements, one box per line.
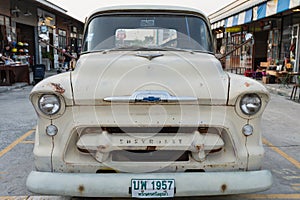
<box><xmin>0</xmin><ymin>63</ymin><xmax>30</xmax><ymax>86</ymax></box>
<box><xmin>0</xmin><ymin>41</ymin><xmax>31</xmax><ymax>86</ymax></box>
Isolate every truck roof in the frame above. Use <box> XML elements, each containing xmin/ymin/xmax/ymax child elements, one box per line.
<box><xmin>87</xmin><ymin>4</ymin><xmax>208</xmax><ymax>20</ymax></box>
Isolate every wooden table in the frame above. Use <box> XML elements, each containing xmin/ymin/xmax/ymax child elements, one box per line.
<box><xmin>284</xmin><ymin>72</ymin><xmax>300</xmax><ymax>86</ymax></box>
<box><xmin>0</xmin><ymin>64</ymin><xmax>30</xmax><ymax>86</ymax></box>
<box><xmin>266</xmin><ymin>70</ymin><xmax>300</xmax><ymax>87</ymax></box>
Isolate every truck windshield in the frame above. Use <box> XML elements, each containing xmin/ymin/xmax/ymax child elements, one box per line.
<box><xmin>82</xmin><ymin>13</ymin><xmax>213</xmax><ymax>53</ymax></box>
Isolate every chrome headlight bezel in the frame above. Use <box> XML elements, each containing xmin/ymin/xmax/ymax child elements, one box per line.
<box><xmin>239</xmin><ymin>93</ymin><xmax>262</xmax><ymax>116</ymax></box>
<box><xmin>34</xmin><ymin>93</ymin><xmax>65</xmax><ymax>118</ymax></box>
<box><xmin>38</xmin><ymin>94</ymin><xmax>61</xmax><ymax>115</ymax></box>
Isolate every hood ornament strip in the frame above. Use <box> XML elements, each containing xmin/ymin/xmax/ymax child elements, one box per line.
<box><xmin>135</xmin><ymin>53</ymin><xmax>164</xmax><ymax>60</ymax></box>
<box><xmin>104</xmin><ymin>90</ymin><xmax>197</xmax><ymax>103</ymax></box>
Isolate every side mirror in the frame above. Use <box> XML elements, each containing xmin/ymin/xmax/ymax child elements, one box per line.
<box><xmin>39</xmin><ymin>34</ymin><xmax>50</xmax><ymax>47</ymax></box>
<box><xmin>39</xmin><ymin>34</ymin><xmax>49</xmax><ymax>42</ymax></box>
<box><xmin>245</xmin><ymin>33</ymin><xmax>254</xmax><ymax>45</ymax></box>
<box><xmin>245</xmin><ymin>33</ymin><xmax>253</xmax><ymax>41</ymax></box>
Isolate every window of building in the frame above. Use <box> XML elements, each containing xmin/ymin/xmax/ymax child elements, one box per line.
<box><xmin>267</xmin><ymin>29</ymin><xmax>280</xmax><ymax>64</ymax></box>
<box><xmin>0</xmin><ymin>15</ymin><xmax>11</xmax><ymax>48</ymax></box>
<box><xmin>58</xmin><ymin>29</ymin><xmax>67</xmax><ymax>49</ymax></box>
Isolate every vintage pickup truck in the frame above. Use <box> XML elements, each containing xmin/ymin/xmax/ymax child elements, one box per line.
<box><xmin>26</xmin><ymin>5</ymin><xmax>272</xmax><ymax>198</ymax></box>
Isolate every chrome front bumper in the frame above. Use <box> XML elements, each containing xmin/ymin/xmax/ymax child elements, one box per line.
<box><xmin>26</xmin><ymin>170</ymin><xmax>272</xmax><ymax>197</ymax></box>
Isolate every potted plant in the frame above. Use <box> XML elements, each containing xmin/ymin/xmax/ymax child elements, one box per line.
<box><xmin>42</xmin><ymin>51</ymin><xmax>53</xmax><ymax>70</ymax></box>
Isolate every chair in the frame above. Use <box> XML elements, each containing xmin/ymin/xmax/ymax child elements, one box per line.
<box><xmin>252</xmin><ymin>70</ymin><xmax>262</xmax><ymax>79</ymax></box>
<box><xmin>290</xmin><ymin>75</ymin><xmax>300</xmax><ymax>101</ymax></box>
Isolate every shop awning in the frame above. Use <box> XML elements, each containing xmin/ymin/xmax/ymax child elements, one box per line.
<box><xmin>224</xmin><ymin>8</ymin><xmax>252</xmax><ymax>28</ymax></box>
<box><xmin>253</xmin><ymin>0</ymin><xmax>300</xmax><ymax>21</ymax></box>
<box><xmin>211</xmin><ymin>0</ymin><xmax>300</xmax><ymax>29</ymax></box>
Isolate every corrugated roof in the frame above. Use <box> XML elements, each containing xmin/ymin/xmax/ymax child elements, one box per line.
<box><xmin>35</xmin><ymin>0</ymin><xmax>67</xmax><ymax>13</ymax></box>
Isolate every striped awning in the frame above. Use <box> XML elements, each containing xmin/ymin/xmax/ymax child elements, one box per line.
<box><xmin>212</xmin><ymin>0</ymin><xmax>300</xmax><ymax>29</ymax></box>
<box><xmin>253</xmin><ymin>0</ymin><xmax>300</xmax><ymax>21</ymax></box>
<box><xmin>211</xmin><ymin>20</ymin><xmax>225</xmax><ymax>30</ymax></box>
<box><xmin>224</xmin><ymin>8</ymin><xmax>252</xmax><ymax>28</ymax></box>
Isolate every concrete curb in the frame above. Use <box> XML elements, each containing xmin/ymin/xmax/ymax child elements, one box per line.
<box><xmin>0</xmin><ymin>83</ymin><xmax>29</xmax><ymax>94</ymax></box>
<box><xmin>264</xmin><ymin>85</ymin><xmax>291</xmax><ymax>98</ymax></box>
<box><xmin>0</xmin><ymin>70</ymin><xmax>58</xmax><ymax>94</ymax></box>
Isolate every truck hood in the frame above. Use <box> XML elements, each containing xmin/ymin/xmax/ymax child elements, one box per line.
<box><xmin>71</xmin><ymin>51</ymin><xmax>229</xmax><ymax>105</ymax></box>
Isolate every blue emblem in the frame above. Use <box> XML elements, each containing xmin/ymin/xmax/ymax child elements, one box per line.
<box><xmin>142</xmin><ymin>96</ymin><xmax>161</xmax><ymax>102</ymax></box>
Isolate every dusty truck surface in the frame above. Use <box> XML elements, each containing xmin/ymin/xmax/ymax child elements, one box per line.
<box><xmin>26</xmin><ymin>5</ymin><xmax>272</xmax><ymax>198</ymax></box>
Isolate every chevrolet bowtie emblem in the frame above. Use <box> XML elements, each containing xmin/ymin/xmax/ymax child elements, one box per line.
<box><xmin>142</xmin><ymin>96</ymin><xmax>161</xmax><ymax>102</ymax></box>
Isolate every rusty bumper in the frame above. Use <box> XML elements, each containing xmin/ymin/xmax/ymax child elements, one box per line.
<box><xmin>26</xmin><ymin>170</ymin><xmax>272</xmax><ymax>197</ymax></box>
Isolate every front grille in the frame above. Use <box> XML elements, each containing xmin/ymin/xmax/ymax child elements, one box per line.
<box><xmin>112</xmin><ymin>150</ymin><xmax>189</xmax><ymax>162</ymax></box>
<box><xmin>74</xmin><ymin>126</ymin><xmax>229</xmax><ymax>163</ymax></box>
<box><xmin>61</xmin><ymin>125</ymin><xmax>243</xmax><ymax>173</ymax></box>
<box><xmin>101</xmin><ymin>126</ymin><xmax>207</xmax><ymax>134</ymax></box>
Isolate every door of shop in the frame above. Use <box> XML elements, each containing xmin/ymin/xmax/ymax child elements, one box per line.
<box><xmin>254</xmin><ymin>30</ymin><xmax>268</xmax><ymax>70</ymax></box>
<box><xmin>291</xmin><ymin>25</ymin><xmax>299</xmax><ymax>72</ymax></box>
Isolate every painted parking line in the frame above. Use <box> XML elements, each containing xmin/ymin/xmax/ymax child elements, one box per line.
<box><xmin>0</xmin><ymin>197</ymin><xmax>69</xmax><ymax>200</ymax></box>
<box><xmin>263</xmin><ymin>138</ymin><xmax>300</xmax><ymax>169</ymax></box>
<box><xmin>0</xmin><ymin>129</ymin><xmax>35</xmax><ymax>158</ymax></box>
<box><xmin>20</xmin><ymin>140</ymin><xmax>34</xmax><ymax>144</ymax></box>
<box><xmin>0</xmin><ymin>197</ymin><xmax>28</xmax><ymax>200</ymax></box>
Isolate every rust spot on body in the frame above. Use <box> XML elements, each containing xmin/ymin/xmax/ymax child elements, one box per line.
<box><xmin>50</xmin><ymin>83</ymin><xmax>65</xmax><ymax>94</ymax></box>
<box><xmin>221</xmin><ymin>184</ymin><xmax>227</xmax><ymax>193</ymax></box>
<box><xmin>97</xmin><ymin>145</ymin><xmax>109</xmax><ymax>151</ymax></box>
<box><xmin>244</xmin><ymin>82</ymin><xmax>250</xmax><ymax>87</ymax></box>
<box><xmin>78</xmin><ymin>185</ymin><xmax>85</xmax><ymax>194</ymax></box>
<box><xmin>146</xmin><ymin>146</ymin><xmax>156</xmax><ymax>151</ymax></box>
<box><xmin>195</xmin><ymin>144</ymin><xmax>204</xmax><ymax>151</ymax></box>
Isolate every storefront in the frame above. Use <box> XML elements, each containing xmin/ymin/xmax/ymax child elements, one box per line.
<box><xmin>0</xmin><ymin>0</ymin><xmax>84</xmax><ymax>86</ymax></box>
<box><xmin>37</xmin><ymin>8</ymin><xmax>56</xmax><ymax>70</ymax></box>
<box><xmin>210</xmin><ymin>0</ymin><xmax>300</xmax><ymax>74</ymax></box>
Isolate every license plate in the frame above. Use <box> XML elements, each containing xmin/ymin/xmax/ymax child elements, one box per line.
<box><xmin>131</xmin><ymin>179</ymin><xmax>175</xmax><ymax>198</ymax></box>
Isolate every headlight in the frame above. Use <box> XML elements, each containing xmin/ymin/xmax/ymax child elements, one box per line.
<box><xmin>240</xmin><ymin>94</ymin><xmax>261</xmax><ymax>115</ymax></box>
<box><xmin>38</xmin><ymin>94</ymin><xmax>61</xmax><ymax>115</ymax></box>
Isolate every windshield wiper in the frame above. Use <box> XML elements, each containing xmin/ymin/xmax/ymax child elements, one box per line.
<box><xmin>102</xmin><ymin>46</ymin><xmax>151</xmax><ymax>53</ymax></box>
<box><xmin>154</xmin><ymin>46</ymin><xmax>195</xmax><ymax>53</ymax></box>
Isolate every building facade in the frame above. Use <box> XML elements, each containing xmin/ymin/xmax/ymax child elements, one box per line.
<box><xmin>210</xmin><ymin>0</ymin><xmax>300</xmax><ymax>73</ymax></box>
<box><xmin>0</xmin><ymin>0</ymin><xmax>84</xmax><ymax>70</ymax></box>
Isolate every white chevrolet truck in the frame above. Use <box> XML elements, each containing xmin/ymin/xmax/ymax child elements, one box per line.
<box><xmin>26</xmin><ymin>5</ymin><xmax>272</xmax><ymax>198</ymax></box>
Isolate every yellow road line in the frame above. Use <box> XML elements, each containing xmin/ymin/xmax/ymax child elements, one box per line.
<box><xmin>20</xmin><ymin>140</ymin><xmax>34</xmax><ymax>144</ymax></box>
<box><xmin>0</xmin><ymin>129</ymin><xmax>35</xmax><ymax>158</ymax></box>
<box><xmin>241</xmin><ymin>193</ymin><xmax>300</xmax><ymax>199</ymax></box>
<box><xmin>263</xmin><ymin>138</ymin><xmax>300</xmax><ymax>169</ymax></box>
<box><xmin>0</xmin><ymin>197</ymin><xmax>29</xmax><ymax>200</ymax></box>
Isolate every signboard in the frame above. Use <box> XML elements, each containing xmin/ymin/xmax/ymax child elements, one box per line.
<box><xmin>226</xmin><ymin>26</ymin><xmax>242</xmax><ymax>33</ymax></box>
<box><xmin>40</xmin><ymin>25</ymin><xmax>48</xmax><ymax>33</ymax></box>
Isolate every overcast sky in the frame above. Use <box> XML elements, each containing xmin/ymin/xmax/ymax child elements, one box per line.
<box><xmin>48</xmin><ymin>0</ymin><xmax>235</xmax><ymax>21</ymax></box>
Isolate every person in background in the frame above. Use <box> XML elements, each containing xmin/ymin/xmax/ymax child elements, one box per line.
<box><xmin>1</xmin><ymin>44</ymin><xmax>13</xmax><ymax>63</ymax></box>
<box><xmin>0</xmin><ymin>44</ymin><xmax>14</xmax><ymax>83</ymax></box>
<box><xmin>64</xmin><ymin>46</ymin><xmax>72</xmax><ymax>71</ymax></box>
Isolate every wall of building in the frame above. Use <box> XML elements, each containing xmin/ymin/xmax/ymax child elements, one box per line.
<box><xmin>0</xmin><ymin>0</ymin><xmax>10</xmax><ymax>16</ymax></box>
<box><xmin>0</xmin><ymin>0</ymin><xmax>84</xmax><ymax>70</ymax></box>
